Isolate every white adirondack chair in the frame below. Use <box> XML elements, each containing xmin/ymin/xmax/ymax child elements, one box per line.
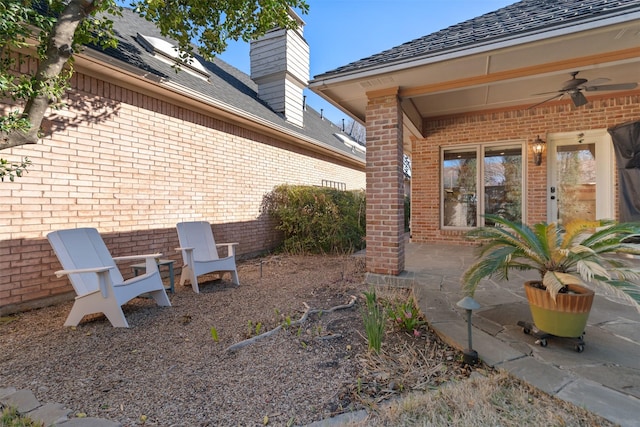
<box><xmin>176</xmin><ymin>221</ymin><xmax>239</xmax><ymax>293</ymax></box>
<box><xmin>47</xmin><ymin>228</ymin><xmax>171</xmax><ymax>327</ymax></box>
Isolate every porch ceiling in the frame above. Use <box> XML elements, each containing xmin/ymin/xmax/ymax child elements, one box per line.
<box><xmin>309</xmin><ymin>18</ymin><xmax>640</xmax><ymax>154</ymax></box>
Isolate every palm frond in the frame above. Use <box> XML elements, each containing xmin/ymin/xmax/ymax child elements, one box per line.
<box><xmin>485</xmin><ymin>215</ymin><xmax>549</xmax><ymax>264</ymax></box>
<box><xmin>582</xmin><ymin>222</ymin><xmax>640</xmax><ymax>247</ymax></box>
<box><xmin>593</xmin><ymin>279</ymin><xmax>640</xmax><ymax>309</ymax></box>
<box><xmin>543</xmin><ymin>271</ymin><xmax>585</xmax><ymax>301</ymax></box>
<box><xmin>537</xmin><ymin>222</ymin><xmax>557</xmax><ymax>253</ymax></box>
<box><xmin>569</xmin><ymin>244</ymin><xmax>595</xmax><ymax>256</ymax></box>
<box><xmin>576</xmin><ymin>260</ymin><xmax>610</xmax><ymax>282</ymax></box>
<box><xmin>614</xmin><ymin>243</ymin><xmax>640</xmax><ymax>256</ymax></box>
<box><xmin>462</xmin><ymin>246</ymin><xmax>517</xmax><ymax>295</ymax></box>
<box><xmin>561</xmin><ymin>220</ymin><xmax>600</xmax><ymax>248</ymax></box>
<box><xmin>608</xmin><ymin>266</ymin><xmax>640</xmax><ymax>282</ymax></box>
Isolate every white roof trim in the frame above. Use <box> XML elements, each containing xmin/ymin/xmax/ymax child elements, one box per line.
<box><xmin>334</xmin><ymin>133</ymin><xmax>366</xmax><ymax>153</ymax></box>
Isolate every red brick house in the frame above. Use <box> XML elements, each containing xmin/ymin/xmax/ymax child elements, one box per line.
<box><xmin>310</xmin><ymin>0</ymin><xmax>640</xmax><ymax>277</ymax></box>
<box><xmin>0</xmin><ymin>9</ymin><xmax>365</xmax><ymax>313</ymax></box>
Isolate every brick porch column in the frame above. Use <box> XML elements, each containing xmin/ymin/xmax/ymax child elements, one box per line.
<box><xmin>365</xmin><ymin>88</ymin><xmax>405</xmax><ymax>275</ymax></box>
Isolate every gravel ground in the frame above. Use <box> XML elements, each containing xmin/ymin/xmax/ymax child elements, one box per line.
<box><xmin>0</xmin><ymin>255</ymin><xmax>379</xmax><ymax>426</ymax></box>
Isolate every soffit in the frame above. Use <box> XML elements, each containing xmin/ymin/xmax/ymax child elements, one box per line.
<box><xmin>310</xmin><ymin>19</ymin><xmax>640</xmax><ymax>142</ymax></box>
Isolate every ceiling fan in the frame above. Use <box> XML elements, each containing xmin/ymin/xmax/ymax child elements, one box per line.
<box><xmin>529</xmin><ymin>71</ymin><xmax>638</xmax><ymax>109</ymax></box>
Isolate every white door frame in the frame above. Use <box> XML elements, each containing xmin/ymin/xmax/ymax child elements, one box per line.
<box><xmin>546</xmin><ymin>129</ymin><xmax>615</xmax><ymax>223</ymax></box>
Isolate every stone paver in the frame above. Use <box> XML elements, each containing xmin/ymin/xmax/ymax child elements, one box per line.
<box><xmin>557</xmin><ymin>379</ymin><xmax>640</xmax><ymax>427</ymax></box>
<box><xmin>498</xmin><ymin>357</ymin><xmax>574</xmax><ymax>394</ymax></box>
<box><xmin>394</xmin><ymin>242</ymin><xmax>640</xmax><ymax>427</ymax></box>
<box><xmin>302</xmin><ymin>409</ymin><xmax>368</xmax><ymax>426</ymax></box>
<box><xmin>0</xmin><ymin>388</ymin><xmax>121</xmax><ymax>427</ymax></box>
<box><xmin>2</xmin><ymin>389</ymin><xmax>41</xmax><ymax>413</ymax></box>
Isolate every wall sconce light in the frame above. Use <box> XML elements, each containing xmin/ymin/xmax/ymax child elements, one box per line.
<box><xmin>531</xmin><ymin>135</ymin><xmax>546</xmax><ymax>166</ymax></box>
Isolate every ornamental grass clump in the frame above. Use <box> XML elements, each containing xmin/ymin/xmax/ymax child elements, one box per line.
<box><xmin>362</xmin><ymin>288</ymin><xmax>386</xmax><ymax>354</ymax></box>
<box><xmin>0</xmin><ymin>405</ymin><xmax>43</xmax><ymax>427</ymax></box>
<box><xmin>462</xmin><ymin>214</ymin><xmax>640</xmax><ymax>307</ymax></box>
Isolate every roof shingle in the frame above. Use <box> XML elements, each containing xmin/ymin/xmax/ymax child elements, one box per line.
<box><xmin>314</xmin><ymin>0</ymin><xmax>640</xmax><ymax>79</ymax></box>
<box><xmin>87</xmin><ymin>8</ymin><xmax>365</xmax><ymax>162</ymax></box>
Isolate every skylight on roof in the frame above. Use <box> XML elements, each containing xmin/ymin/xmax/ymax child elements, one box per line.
<box><xmin>136</xmin><ymin>33</ymin><xmax>210</xmax><ymax>80</ymax></box>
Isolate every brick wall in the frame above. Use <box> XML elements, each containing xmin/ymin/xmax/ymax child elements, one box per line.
<box><xmin>411</xmin><ymin>94</ymin><xmax>640</xmax><ymax>244</ymax></box>
<box><xmin>0</xmin><ymin>71</ymin><xmax>365</xmax><ymax>313</ymax></box>
<box><xmin>365</xmin><ymin>89</ymin><xmax>405</xmax><ymax>275</ymax></box>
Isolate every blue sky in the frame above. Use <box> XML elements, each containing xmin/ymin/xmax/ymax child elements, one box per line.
<box><xmin>218</xmin><ymin>0</ymin><xmax>515</xmax><ymax>125</ymax></box>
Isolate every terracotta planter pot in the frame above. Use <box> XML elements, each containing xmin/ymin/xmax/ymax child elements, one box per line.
<box><xmin>524</xmin><ymin>281</ymin><xmax>595</xmax><ymax>338</ymax></box>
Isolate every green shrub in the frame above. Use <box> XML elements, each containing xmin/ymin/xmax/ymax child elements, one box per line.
<box><xmin>261</xmin><ymin>184</ymin><xmax>366</xmax><ymax>254</ymax></box>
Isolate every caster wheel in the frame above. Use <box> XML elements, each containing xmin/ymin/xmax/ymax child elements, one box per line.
<box><xmin>538</xmin><ymin>338</ymin><xmax>548</xmax><ymax>347</ymax></box>
<box><xmin>523</xmin><ymin>327</ymin><xmax>531</xmax><ymax>335</ymax></box>
<box><xmin>575</xmin><ymin>343</ymin><xmax>585</xmax><ymax>353</ymax></box>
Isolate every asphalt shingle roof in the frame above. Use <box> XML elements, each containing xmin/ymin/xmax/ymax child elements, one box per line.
<box><xmin>88</xmin><ymin>8</ymin><xmax>365</xmax><ymax>162</ymax></box>
<box><xmin>314</xmin><ymin>0</ymin><xmax>640</xmax><ymax>79</ymax></box>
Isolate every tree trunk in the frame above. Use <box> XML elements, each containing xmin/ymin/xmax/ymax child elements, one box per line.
<box><xmin>1</xmin><ymin>0</ymin><xmax>96</xmax><ymax>150</ymax></box>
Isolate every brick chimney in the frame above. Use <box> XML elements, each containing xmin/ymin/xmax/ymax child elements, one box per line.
<box><xmin>250</xmin><ymin>10</ymin><xmax>309</xmax><ymax>127</ymax></box>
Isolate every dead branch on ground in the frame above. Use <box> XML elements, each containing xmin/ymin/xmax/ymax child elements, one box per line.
<box><xmin>226</xmin><ymin>295</ymin><xmax>357</xmax><ymax>353</ymax></box>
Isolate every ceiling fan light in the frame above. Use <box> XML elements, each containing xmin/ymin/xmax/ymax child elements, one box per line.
<box><xmin>570</xmin><ymin>90</ymin><xmax>588</xmax><ymax>107</ymax></box>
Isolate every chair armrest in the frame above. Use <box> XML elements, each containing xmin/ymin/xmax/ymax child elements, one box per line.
<box><xmin>176</xmin><ymin>247</ymin><xmax>195</xmax><ymax>266</ymax></box>
<box><xmin>55</xmin><ymin>267</ymin><xmax>114</xmax><ymax>298</ymax></box>
<box><xmin>113</xmin><ymin>253</ymin><xmax>163</xmax><ymax>262</ymax></box>
<box><xmin>54</xmin><ymin>266</ymin><xmax>113</xmax><ymax>278</ymax></box>
<box><xmin>216</xmin><ymin>243</ymin><xmax>238</xmax><ymax>257</ymax></box>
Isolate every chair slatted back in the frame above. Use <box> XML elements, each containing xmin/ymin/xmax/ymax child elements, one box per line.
<box><xmin>47</xmin><ymin>228</ymin><xmax>123</xmax><ymax>296</ymax></box>
<box><xmin>176</xmin><ymin>221</ymin><xmax>220</xmax><ymax>262</ymax></box>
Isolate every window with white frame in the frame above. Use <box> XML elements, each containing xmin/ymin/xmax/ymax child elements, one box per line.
<box><xmin>442</xmin><ymin>142</ymin><xmax>525</xmax><ymax>228</ymax></box>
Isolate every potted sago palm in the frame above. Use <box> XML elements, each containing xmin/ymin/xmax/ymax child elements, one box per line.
<box><xmin>462</xmin><ymin>215</ymin><xmax>640</xmax><ymax>346</ymax></box>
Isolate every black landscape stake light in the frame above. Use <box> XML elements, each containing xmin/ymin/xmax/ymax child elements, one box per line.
<box><xmin>457</xmin><ymin>296</ymin><xmax>481</xmax><ymax>365</ymax></box>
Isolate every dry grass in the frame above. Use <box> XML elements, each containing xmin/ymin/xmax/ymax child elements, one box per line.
<box><xmin>348</xmin><ymin>370</ymin><xmax>611</xmax><ymax>426</ymax></box>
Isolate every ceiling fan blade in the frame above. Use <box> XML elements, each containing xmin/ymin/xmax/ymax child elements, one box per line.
<box><xmin>528</xmin><ymin>93</ymin><xmax>564</xmax><ymax>109</ymax></box>
<box><xmin>584</xmin><ymin>77</ymin><xmax>610</xmax><ymax>87</ymax></box>
<box><xmin>570</xmin><ymin>90</ymin><xmax>588</xmax><ymax>107</ymax></box>
<box><xmin>585</xmin><ymin>82</ymin><xmax>638</xmax><ymax>91</ymax></box>
<box><xmin>532</xmin><ymin>90</ymin><xmax>564</xmax><ymax>96</ymax></box>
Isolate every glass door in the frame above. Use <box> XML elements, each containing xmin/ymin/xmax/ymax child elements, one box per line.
<box><xmin>442</xmin><ymin>143</ymin><xmax>523</xmax><ymax>228</ymax></box>
<box><xmin>547</xmin><ymin>130</ymin><xmax>614</xmax><ymax>225</ymax></box>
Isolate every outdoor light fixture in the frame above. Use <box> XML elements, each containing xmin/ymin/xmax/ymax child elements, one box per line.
<box><xmin>531</xmin><ymin>135</ymin><xmax>546</xmax><ymax>166</ymax></box>
<box><xmin>456</xmin><ymin>296</ymin><xmax>481</xmax><ymax>365</ymax></box>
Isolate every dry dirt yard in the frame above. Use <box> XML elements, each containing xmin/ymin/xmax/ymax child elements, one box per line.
<box><xmin>1</xmin><ymin>254</ymin><xmax>614</xmax><ymax>426</ymax></box>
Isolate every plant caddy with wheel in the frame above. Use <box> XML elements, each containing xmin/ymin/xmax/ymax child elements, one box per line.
<box><xmin>462</xmin><ymin>215</ymin><xmax>640</xmax><ymax>351</ymax></box>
